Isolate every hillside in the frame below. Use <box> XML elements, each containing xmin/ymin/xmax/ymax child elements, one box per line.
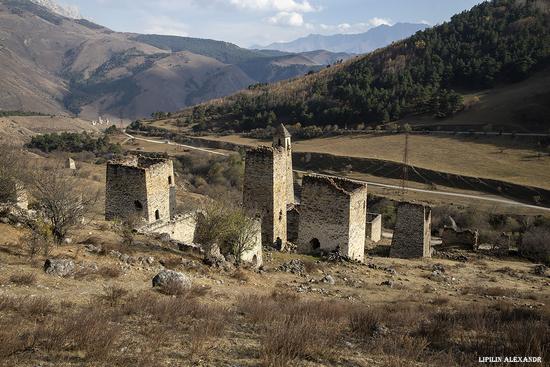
<box><xmin>261</xmin><ymin>23</ymin><xmax>428</xmax><ymax>54</ymax></box>
<box><xmin>163</xmin><ymin>0</ymin><xmax>550</xmax><ymax>133</ymax></box>
<box><xmin>0</xmin><ymin>0</ymin><xmax>349</xmax><ymax>120</ymax></box>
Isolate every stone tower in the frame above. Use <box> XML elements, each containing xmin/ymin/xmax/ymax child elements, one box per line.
<box><xmin>243</xmin><ymin>146</ymin><xmax>287</xmax><ymax>247</ymax></box>
<box><xmin>298</xmin><ymin>175</ymin><xmax>368</xmax><ymax>262</ymax></box>
<box><xmin>390</xmin><ymin>202</ymin><xmax>432</xmax><ymax>258</ymax></box>
<box><xmin>272</xmin><ymin>124</ymin><xmax>294</xmax><ymax>204</ymax></box>
<box><xmin>105</xmin><ymin>156</ymin><xmax>176</xmax><ymax>224</ymax></box>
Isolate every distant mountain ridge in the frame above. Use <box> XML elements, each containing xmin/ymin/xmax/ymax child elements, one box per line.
<box><xmin>0</xmin><ymin>0</ymin><xmax>351</xmax><ymax>120</ymax></box>
<box><xmin>261</xmin><ymin>23</ymin><xmax>429</xmax><ymax>54</ymax></box>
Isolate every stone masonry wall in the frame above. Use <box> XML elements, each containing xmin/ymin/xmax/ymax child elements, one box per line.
<box><xmin>105</xmin><ymin>163</ymin><xmax>148</xmax><ymax>221</ymax></box>
<box><xmin>390</xmin><ymin>202</ymin><xmax>432</xmax><ymax>259</ymax></box>
<box><xmin>297</xmin><ymin>175</ymin><xmax>367</xmax><ymax>262</ymax></box>
<box><xmin>243</xmin><ymin>147</ymin><xmax>287</xmax><ymax>247</ymax></box>
<box><xmin>366</xmin><ymin>213</ymin><xmax>382</xmax><ymax>244</ymax></box>
<box><xmin>441</xmin><ymin>227</ymin><xmax>478</xmax><ymax>250</ymax></box>
<box><xmin>287</xmin><ymin>204</ymin><xmax>300</xmax><ymax>243</ymax></box>
<box><xmin>105</xmin><ymin>157</ymin><xmax>175</xmax><ymax>224</ymax></box>
<box><xmin>140</xmin><ymin>213</ymin><xmax>197</xmax><ymax>244</ymax></box>
<box><xmin>143</xmin><ymin>159</ymin><xmax>175</xmax><ymax>223</ymax></box>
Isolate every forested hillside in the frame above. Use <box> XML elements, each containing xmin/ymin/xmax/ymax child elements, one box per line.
<box><xmin>173</xmin><ymin>0</ymin><xmax>550</xmax><ymax>132</ymax></box>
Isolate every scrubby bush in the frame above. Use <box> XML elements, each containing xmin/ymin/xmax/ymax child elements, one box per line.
<box><xmin>520</xmin><ymin>227</ymin><xmax>550</xmax><ymax>265</ymax></box>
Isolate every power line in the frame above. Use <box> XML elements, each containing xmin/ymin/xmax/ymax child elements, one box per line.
<box><xmin>401</xmin><ymin>133</ymin><xmax>409</xmax><ymax>197</ymax></box>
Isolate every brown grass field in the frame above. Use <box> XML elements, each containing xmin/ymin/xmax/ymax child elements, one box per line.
<box><xmin>201</xmin><ymin>133</ymin><xmax>550</xmax><ymax>190</ymax></box>
<box><xmin>1</xmin><ymin>218</ymin><xmax>549</xmax><ymax>367</ymax></box>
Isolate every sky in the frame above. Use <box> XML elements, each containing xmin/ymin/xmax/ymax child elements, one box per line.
<box><xmin>61</xmin><ymin>0</ymin><xmax>487</xmax><ymax>47</ymax></box>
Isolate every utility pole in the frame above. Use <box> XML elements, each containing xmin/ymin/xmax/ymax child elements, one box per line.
<box><xmin>401</xmin><ymin>133</ymin><xmax>409</xmax><ymax>197</ymax></box>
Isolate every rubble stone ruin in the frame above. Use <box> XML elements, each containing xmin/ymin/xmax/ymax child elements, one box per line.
<box><xmin>243</xmin><ymin>146</ymin><xmax>288</xmax><ymax>247</ymax></box>
<box><xmin>441</xmin><ymin>227</ymin><xmax>479</xmax><ymax>250</ymax></box>
<box><xmin>105</xmin><ymin>156</ymin><xmax>176</xmax><ymax>224</ymax></box>
<box><xmin>272</xmin><ymin>124</ymin><xmax>294</xmax><ymax>204</ymax></box>
<box><xmin>366</xmin><ymin>213</ymin><xmax>382</xmax><ymax>244</ymax></box>
<box><xmin>0</xmin><ymin>180</ymin><xmax>28</xmax><ymax>210</ymax></box>
<box><xmin>390</xmin><ymin>202</ymin><xmax>432</xmax><ymax>258</ymax></box>
<box><xmin>297</xmin><ymin>174</ymin><xmax>368</xmax><ymax>262</ymax></box>
<box><xmin>66</xmin><ymin>157</ymin><xmax>76</xmax><ymax>170</ymax></box>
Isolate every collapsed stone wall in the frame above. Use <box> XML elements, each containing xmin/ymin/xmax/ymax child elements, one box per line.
<box><xmin>240</xmin><ymin>218</ymin><xmax>263</xmax><ymax>267</ymax></box>
<box><xmin>297</xmin><ymin>175</ymin><xmax>367</xmax><ymax>262</ymax></box>
<box><xmin>105</xmin><ymin>156</ymin><xmax>175</xmax><ymax>224</ymax></box>
<box><xmin>390</xmin><ymin>202</ymin><xmax>432</xmax><ymax>259</ymax></box>
<box><xmin>366</xmin><ymin>213</ymin><xmax>382</xmax><ymax>244</ymax></box>
<box><xmin>0</xmin><ymin>180</ymin><xmax>28</xmax><ymax>210</ymax></box>
<box><xmin>243</xmin><ymin>146</ymin><xmax>287</xmax><ymax>247</ymax></box>
<box><xmin>140</xmin><ymin>213</ymin><xmax>198</xmax><ymax>244</ymax></box>
<box><xmin>441</xmin><ymin>227</ymin><xmax>478</xmax><ymax>249</ymax></box>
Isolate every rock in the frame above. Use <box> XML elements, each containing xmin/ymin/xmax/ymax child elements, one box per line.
<box><xmin>432</xmin><ymin>264</ymin><xmax>445</xmax><ymax>273</ymax></box>
<box><xmin>384</xmin><ymin>267</ymin><xmax>398</xmax><ymax>275</ymax></box>
<box><xmin>380</xmin><ymin>280</ymin><xmax>394</xmax><ymax>288</ymax></box>
<box><xmin>373</xmin><ymin>323</ymin><xmax>390</xmax><ymax>337</ymax></box>
<box><xmin>63</xmin><ymin>238</ymin><xmax>73</xmax><ymax>245</ymax></box>
<box><xmin>152</xmin><ymin>269</ymin><xmax>192</xmax><ymax>290</ymax></box>
<box><xmin>278</xmin><ymin>259</ymin><xmax>305</xmax><ymax>274</ymax></box>
<box><xmin>225</xmin><ymin>253</ymin><xmax>236</xmax><ymax>265</ymax></box>
<box><xmin>84</xmin><ymin>244</ymin><xmax>102</xmax><ymax>253</ymax></box>
<box><xmin>44</xmin><ymin>259</ymin><xmax>75</xmax><ymax>277</ymax></box>
<box><xmin>322</xmin><ymin>275</ymin><xmax>336</xmax><ymax>285</ymax></box>
<box><xmin>145</xmin><ymin>256</ymin><xmax>155</xmax><ymax>265</ymax></box>
<box><xmin>158</xmin><ymin>233</ymin><xmax>171</xmax><ymax>242</ymax></box>
<box><xmin>0</xmin><ymin>217</ymin><xmax>9</xmax><ymax>224</ymax></box>
<box><xmin>534</xmin><ymin>265</ymin><xmax>547</xmax><ymax>276</ymax></box>
<box><xmin>120</xmin><ymin>254</ymin><xmax>130</xmax><ymax>263</ymax></box>
<box><xmin>203</xmin><ymin>244</ymin><xmax>227</xmax><ymax>267</ymax></box>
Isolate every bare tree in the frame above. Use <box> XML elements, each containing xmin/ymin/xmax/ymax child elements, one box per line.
<box><xmin>194</xmin><ymin>200</ymin><xmax>234</xmax><ymax>252</ymax></box>
<box><xmin>194</xmin><ymin>200</ymin><xmax>259</xmax><ymax>266</ymax></box>
<box><xmin>31</xmin><ymin>165</ymin><xmax>99</xmax><ymax>244</ymax></box>
<box><xmin>226</xmin><ymin>212</ymin><xmax>259</xmax><ymax>266</ymax></box>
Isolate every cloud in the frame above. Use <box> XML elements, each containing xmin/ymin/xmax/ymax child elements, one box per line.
<box><xmin>228</xmin><ymin>0</ymin><xmax>316</xmax><ymax>12</ymax></box>
<box><xmin>143</xmin><ymin>15</ymin><xmax>189</xmax><ymax>36</ymax></box>
<box><xmin>267</xmin><ymin>11</ymin><xmax>304</xmax><ymax>27</ymax></box>
<box><xmin>318</xmin><ymin>17</ymin><xmax>393</xmax><ymax>34</ymax></box>
<box><xmin>368</xmin><ymin>17</ymin><xmax>392</xmax><ymax>27</ymax></box>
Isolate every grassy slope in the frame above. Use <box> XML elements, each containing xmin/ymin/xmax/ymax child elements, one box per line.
<box><xmin>199</xmin><ymin>133</ymin><xmax>550</xmax><ymax>190</ymax></box>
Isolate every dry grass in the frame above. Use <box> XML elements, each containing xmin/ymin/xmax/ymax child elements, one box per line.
<box><xmin>9</xmin><ymin>272</ymin><xmax>37</xmax><ymax>285</ymax></box>
<box><xmin>203</xmin><ymin>132</ymin><xmax>550</xmax><ymax>189</ymax></box>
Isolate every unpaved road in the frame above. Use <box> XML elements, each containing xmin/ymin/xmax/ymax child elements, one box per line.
<box><xmin>124</xmin><ymin>133</ymin><xmax>550</xmax><ymax>213</ymax></box>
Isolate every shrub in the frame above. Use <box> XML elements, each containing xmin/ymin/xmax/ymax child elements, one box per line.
<box><xmin>9</xmin><ymin>273</ymin><xmax>37</xmax><ymax>286</ymax></box>
<box><xmin>519</xmin><ymin>227</ymin><xmax>550</xmax><ymax>264</ymax></box>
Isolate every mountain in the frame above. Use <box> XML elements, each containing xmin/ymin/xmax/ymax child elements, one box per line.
<box><xmin>261</xmin><ymin>23</ymin><xmax>429</xmax><ymax>54</ymax></box>
<box><xmin>166</xmin><ymin>0</ymin><xmax>550</xmax><ymax>133</ymax></box>
<box><xmin>0</xmin><ymin>0</ymin><xmax>348</xmax><ymax>120</ymax></box>
<box><xmin>30</xmin><ymin>0</ymin><xmax>81</xmax><ymax>19</ymax></box>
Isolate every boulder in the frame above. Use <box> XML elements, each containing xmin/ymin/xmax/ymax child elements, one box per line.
<box><xmin>322</xmin><ymin>274</ymin><xmax>335</xmax><ymax>285</ymax></box>
<box><xmin>44</xmin><ymin>259</ymin><xmax>75</xmax><ymax>277</ymax></box>
<box><xmin>152</xmin><ymin>269</ymin><xmax>192</xmax><ymax>290</ymax></box>
<box><xmin>203</xmin><ymin>244</ymin><xmax>226</xmax><ymax>267</ymax></box>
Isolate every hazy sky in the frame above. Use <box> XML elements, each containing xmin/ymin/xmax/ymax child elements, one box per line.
<box><xmin>63</xmin><ymin>0</ymin><xmax>487</xmax><ymax>47</ymax></box>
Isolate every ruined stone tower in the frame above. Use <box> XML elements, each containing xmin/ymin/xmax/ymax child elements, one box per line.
<box><xmin>105</xmin><ymin>156</ymin><xmax>176</xmax><ymax>224</ymax></box>
<box><xmin>297</xmin><ymin>174</ymin><xmax>368</xmax><ymax>262</ymax></box>
<box><xmin>390</xmin><ymin>202</ymin><xmax>432</xmax><ymax>258</ymax></box>
<box><xmin>272</xmin><ymin>124</ymin><xmax>294</xmax><ymax>204</ymax></box>
<box><xmin>243</xmin><ymin>146</ymin><xmax>287</xmax><ymax>247</ymax></box>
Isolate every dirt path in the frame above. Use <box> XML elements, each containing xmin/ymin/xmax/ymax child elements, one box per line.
<box><xmin>124</xmin><ymin>132</ymin><xmax>550</xmax><ymax>213</ymax></box>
